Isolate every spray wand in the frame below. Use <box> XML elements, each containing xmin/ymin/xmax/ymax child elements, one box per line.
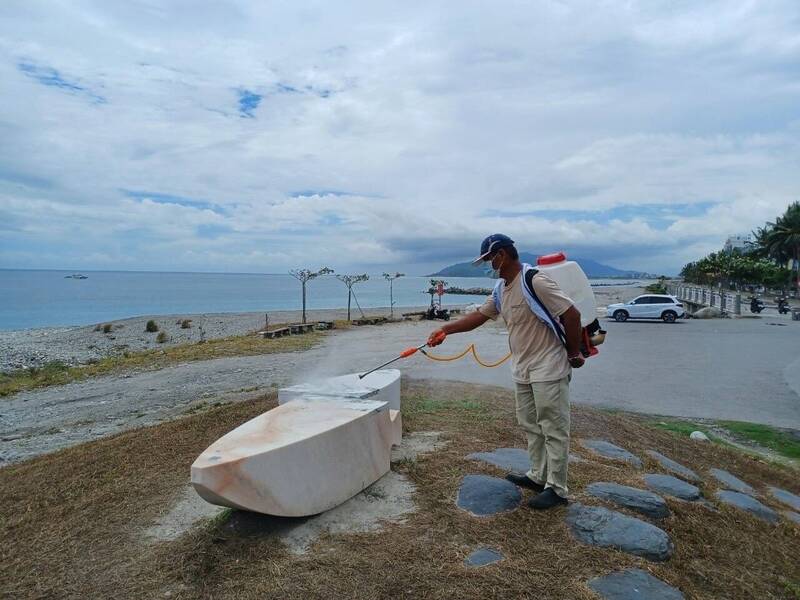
<box><xmin>358</xmin><ymin>331</ymin><xmax>446</xmax><ymax>379</ymax></box>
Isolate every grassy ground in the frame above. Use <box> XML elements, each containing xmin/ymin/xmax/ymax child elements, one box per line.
<box><xmin>0</xmin><ymin>321</ymin><xmax>357</xmax><ymax>397</ymax></box>
<box><xmin>651</xmin><ymin>418</ymin><xmax>800</xmax><ymax>464</ymax></box>
<box><xmin>717</xmin><ymin>421</ymin><xmax>800</xmax><ymax>460</ymax></box>
<box><xmin>2</xmin><ymin>380</ymin><xmax>798</xmax><ymax>599</ymax></box>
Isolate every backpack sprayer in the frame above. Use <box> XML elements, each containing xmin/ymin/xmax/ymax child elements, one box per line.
<box><xmin>358</xmin><ymin>253</ymin><xmax>608</xmax><ymax>379</ymax></box>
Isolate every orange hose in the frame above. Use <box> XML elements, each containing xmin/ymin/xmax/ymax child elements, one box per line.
<box><xmin>421</xmin><ymin>344</ymin><xmax>511</xmax><ymax>368</ymax></box>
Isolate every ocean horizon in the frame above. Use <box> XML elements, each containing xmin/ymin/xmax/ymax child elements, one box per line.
<box><xmin>0</xmin><ymin>268</ymin><xmax>645</xmax><ymax>331</ymax></box>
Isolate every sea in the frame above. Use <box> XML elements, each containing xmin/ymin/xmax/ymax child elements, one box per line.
<box><xmin>0</xmin><ymin>269</ymin><xmax>644</xmax><ymax>331</ymax></box>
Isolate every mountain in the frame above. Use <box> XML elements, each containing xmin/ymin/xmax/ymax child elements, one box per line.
<box><xmin>428</xmin><ymin>253</ymin><xmax>656</xmax><ymax>278</ymax></box>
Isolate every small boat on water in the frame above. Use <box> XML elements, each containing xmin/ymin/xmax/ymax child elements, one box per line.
<box><xmin>191</xmin><ymin>369</ymin><xmax>402</xmax><ymax>516</ymax></box>
<box><xmin>64</xmin><ymin>273</ymin><xmax>88</xmax><ymax>279</ymax></box>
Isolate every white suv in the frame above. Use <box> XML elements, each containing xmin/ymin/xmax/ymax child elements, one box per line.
<box><xmin>606</xmin><ymin>294</ymin><xmax>685</xmax><ymax>323</ymax></box>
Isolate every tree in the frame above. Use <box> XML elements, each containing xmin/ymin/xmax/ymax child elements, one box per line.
<box><xmin>761</xmin><ymin>201</ymin><xmax>800</xmax><ymax>289</ymax></box>
<box><xmin>382</xmin><ymin>272</ymin><xmax>404</xmax><ymax>319</ymax></box>
<box><xmin>289</xmin><ymin>267</ymin><xmax>334</xmax><ymax>324</ymax></box>
<box><xmin>336</xmin><ymin>274</ymin><xmax>369</xmax><ymax>321</ymax></box>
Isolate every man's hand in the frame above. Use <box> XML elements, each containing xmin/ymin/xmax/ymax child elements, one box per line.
<box><xmin>427</xmin><ymin>329</ymin><xmax>447</xmax><ymax>347</ymax></box>
<box><xmin>568</xmin><ymin>354</ymin><xmax>585</xmax><ymax>369</ymax></box>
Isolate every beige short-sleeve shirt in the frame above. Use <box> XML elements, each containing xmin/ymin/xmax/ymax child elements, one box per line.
<box><xmin>478</xmin><ymin>271</ymin><xmax>573</xmax><ymax>384</ymax></box>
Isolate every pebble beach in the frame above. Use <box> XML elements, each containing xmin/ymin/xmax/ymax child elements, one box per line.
<box><xmin>0</xmin><ymin>285</ymin><xmax>643</xmax><ymax>373</ymax></box>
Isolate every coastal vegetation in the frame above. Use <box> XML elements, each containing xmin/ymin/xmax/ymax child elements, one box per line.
<box><xmin>0</xmin><ymin>328</ymin><xmax>327</xmax><ymax>397</ymax></box>
<box><xmin>643</xmin><ymin>278</ymin><xmax>668</xmax><ymax>294</ymax></box>
<box><xmin>681</xmin><ymin>202</ymin><xmax>799</xmax><ymax>290</ymax></box>
<box><xmin>145</xmin><ymin>319</ymin><xmax>159</xmax><ymax>332</ymax></box>
<box><xmin>156</xmin><ymin>331</ymin><xmax>168</xmax><ymax>343</ymax></box>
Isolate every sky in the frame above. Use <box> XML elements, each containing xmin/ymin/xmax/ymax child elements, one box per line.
<box><xmin>1</xmin><ymin>1</ymin><xmax>799</xmax><ymax>276</ymax></box>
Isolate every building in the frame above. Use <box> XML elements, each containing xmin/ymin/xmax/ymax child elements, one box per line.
<box><xmin>723</xmin><ymin>234</ymin><xmax>752</xmax><ymax>253</ymax></box>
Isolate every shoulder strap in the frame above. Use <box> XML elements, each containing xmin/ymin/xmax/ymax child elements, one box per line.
<box><xmin>524</xmin><ymin>269</ymin><xmax>567</xmax><ymax>348</ymax></box>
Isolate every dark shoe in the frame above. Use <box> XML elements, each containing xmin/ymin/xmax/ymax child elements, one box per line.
<box><xmin>528</xmin><ymin>488</ymin><xmax>568</xmax><ymax>510</ymax></box>
<box><xmin>505</xmin><ymin>472</ymin><xmax>545</xmax><ymax>493</ymax></box>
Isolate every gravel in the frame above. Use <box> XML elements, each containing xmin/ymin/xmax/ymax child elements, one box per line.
<box><xmin>0</xmin><ymin>306</ymin><xmax>431</xmax><ymax>373</ymax></box>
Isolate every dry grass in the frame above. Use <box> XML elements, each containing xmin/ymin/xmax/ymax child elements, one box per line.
<box><xmin>0</xmin><ymin>328</ymin><xmax>324</xmax><ymax>398</ymax></box>
<box><xmin>2</xmin><ymin>380</ymin><xmax>798</xmax><ymax>599</ymax></box>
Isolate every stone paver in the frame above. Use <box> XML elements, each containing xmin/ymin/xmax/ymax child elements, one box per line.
<box><xmin>588</xmin><ymin>568</ymin><xmax>685</xmax><ymax>600</ymax></box>
<box><xmin>709</xmin><ymin>468</ymin><xmax>755</xmax><ymax>496</ymax></box>
<box><xmin>586</xmin><ymin>482</ymin><xmax>669</xmax><ymax>519</ymax></box>
<box><xmin>715</xmin><ymin>490</ymin><xmax>779</xmax><ymax>523</ymax></box>
<box><xmin>468</xmin><ymin>448</ymin><xmax>529</xmax><ymax>472</ymax></box>
<box><xmin>646</xmin><ymin>450</ymin><xmax>700</xmax><ymax>482</ymax></box>
<box><xmin>581</xmin><ymin>440</ymin><xmax>643</xmax><ymax>468</ymax></box>
<box><xmin>566</xmin><ymin>503</ymin><xmax>674</xmax><ymax>562</ymax></box>
<box><xmin>643</xmin><ymin>474</ymin><xmax>700</xmax><ymax>501</ymax></box>
<box><xmin>456</xmin><ymin>475</ymin><xmax>521</xmax><ymax>517</ymax></box>
<box><xmin>464</xmin><ymin>547</ymin><xmax>503</xmax><ymax>567</ymax></box>
<box><xmin>468</xmin><ymin>447</ymin><xmax>587</xmax><ymax>473</ymax></box>
<box><xmin>768</xmin><ymin>486</ymin><xmax>800</xmax><ymax>511</ymax></box>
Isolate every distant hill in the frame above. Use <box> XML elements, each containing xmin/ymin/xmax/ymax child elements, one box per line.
<box><xmin>429</xmin><ymin>252</ymin><xmax>657</xmax><ymax>278</ymax></box>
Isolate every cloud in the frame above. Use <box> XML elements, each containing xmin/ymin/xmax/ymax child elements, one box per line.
<box><xmin>1</xmin><ymin>0</ymin><xmax>800</xmax><ymax>275</ymax></box>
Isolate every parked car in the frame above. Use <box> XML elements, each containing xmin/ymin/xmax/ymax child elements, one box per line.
<box><xmin>606</xmin><ymin>294</ymin><xmax>685</xmax><ymax>323</ymax></box>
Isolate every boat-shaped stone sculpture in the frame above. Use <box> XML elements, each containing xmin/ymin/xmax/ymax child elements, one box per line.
<box><xmin>191</xmin><ymin>369</ymin><xmax>402</xmax><ymax>517</ymax></box>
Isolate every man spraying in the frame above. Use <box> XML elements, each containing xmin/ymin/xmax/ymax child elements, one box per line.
<box><xmin>427</xmin><ymin>234</ymin><xmax>584</xmax><ymax>510</ymax></box>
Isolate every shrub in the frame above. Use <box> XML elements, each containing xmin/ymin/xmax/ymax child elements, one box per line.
<box><xmin>644</xmin><ymin>282</ymin><xmax>667</xmax><ymax>294</ymax></box>
<box><xmin>102</xmin><ymin>323</ymin><xmax>113</xmax><ymax>333</ymax></box>
<box><xmin>93</xmin><ymin>324</ymin><xmax>103</xmax><ymax>332</ymax></box>
<box><xmin>181</xmin><ymin>319</ymin><xmax>192</xmax><ymax>329</ymax></box>
<box><xmin>156</xmin><ymin>331</ymin><xmax>168</xmax><ymax>343</ymax></box>
<box><xmin>145</xmin><ymin>320</ymin><xmax>159</xmax><ymax>333</ymax></box>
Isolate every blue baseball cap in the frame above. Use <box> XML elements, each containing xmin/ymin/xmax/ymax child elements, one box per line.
<box><xmin>471</xmin><ymin>233</ymin><xmax>515</xmax><ymax>265</ymax></box>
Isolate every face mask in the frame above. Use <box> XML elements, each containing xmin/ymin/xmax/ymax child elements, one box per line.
<box><xmin>488</xmin><ymin>253</ymin><xmax>505</xmax><ymax>279</ymax></box>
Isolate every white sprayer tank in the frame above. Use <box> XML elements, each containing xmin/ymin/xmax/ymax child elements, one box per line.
<box><xmin>536</xmin><ymin>252</ymin><xmax>597</xmax><ymax>327</ymax></box>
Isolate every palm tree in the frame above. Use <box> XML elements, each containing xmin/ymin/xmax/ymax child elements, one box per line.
<box><xmin>763</xmin><ymin>202</ymin><xmax>800</xmax><ymax>289</ymax></box>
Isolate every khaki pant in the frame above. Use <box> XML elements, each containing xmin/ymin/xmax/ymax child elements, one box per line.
<box><xmin>514</xmin><ymin>376</ymin><xmax>570</xmax><ymax>498</ymax></box>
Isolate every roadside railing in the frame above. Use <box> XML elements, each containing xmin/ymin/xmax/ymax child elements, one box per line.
<box><xmin>668</xmin><ymin>284</ymin><xmax>742</xmax><ymax>315</ymax></box>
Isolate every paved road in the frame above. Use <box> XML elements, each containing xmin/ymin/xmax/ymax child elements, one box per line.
<box><xmin>2</xmin><ymin>314</ymin><xmax>799</xmax><ymax>464</ymax></box>
<box><xmin>303</xmin><ymin>316</ymin><xmax>800</xmax><ymax>429</ymax></box>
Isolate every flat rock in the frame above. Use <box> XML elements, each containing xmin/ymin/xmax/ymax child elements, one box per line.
<box><xmin>464</xmin><ymin>547</ymin><xmax>503</xmax><ymax>567</ymax></box>
<box><xmin>768</xmin><ymin>486</ymin><xmax>800</xmax><ymax>511</ymax></box>
<box><xmin>715</xmin><ymin>490</ymin><xmax>779</xmax><ymax>523</ymax></box>
<box><xmin>468</xmin><ymin>448</ymin><xmax>586</xmax><ymax>472</ymax></box>
<box><xmin>645</xmin><ymin>450</ymin><xmax>700</xmax><ymax>482</ymax></box>
<box><xmin>586</xmin><ymin>482</ymin><xmax>669</xmax><ymax>519</ymax></box>
<box><xmin>582</xmin><ymin>440</ymin><xmax>643</xmax><ymax>468</ymax></box>
<box><xmin>457</xmin><ymin>474</ymin><xmax>521</xmax><ymax>517</ymax></box>
<box><xmin>468</xmin><ymin>448</ymin><xmax>529</xmax><ymax>472</ymax></box>
<box><xmin>588</xmin><ymin>568</ymin><xmax>685</xmax><ymax>600</ymax></box>
<box><xmin>783</xmin><ymin>511</ymin><xmax>800</xmax><ymax>525</ymax></box>
<box><xmin>565</xmin><ymin>503</ymin><xmax>674</xmax><ymax>562</ymax></box>
<box><xmin>644</xmin><ymin>474</ymin><xmax>700</xmax><ymax>501</ymax></box>
<box><xmin>709</xmin><ymin>468</ymin><xmax>755</xmax><ymax>496</ymax></box>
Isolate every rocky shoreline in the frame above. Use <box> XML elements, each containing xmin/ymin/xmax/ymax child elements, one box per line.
<box><xmin>0</xmin><ymin>305</ymin><xmax>435</xmax><ymax>373</ymax></box>
<box><xmin>0</xmin><ymin>283</ymin><xmax>643</xmax><ymax>373</ymax></box>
